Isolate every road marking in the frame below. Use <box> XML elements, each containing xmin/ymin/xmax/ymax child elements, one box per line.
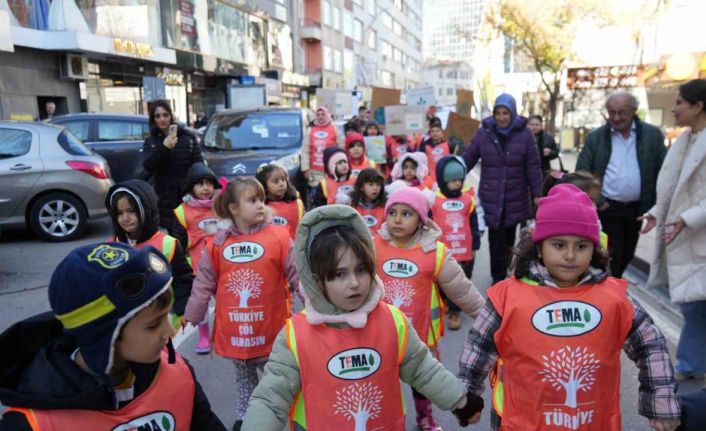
<box><xmin>173</xmin><ymin>306</ymin><xmax>214</xmax><ymax>349</ymax></box>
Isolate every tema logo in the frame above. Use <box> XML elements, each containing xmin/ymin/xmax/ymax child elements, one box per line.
<box><xmin>432</xmin><ymin>147</ymin><xmax>444</xmax><ymax>155</ymax></box>
<box><xmin>223</xmin><ymin>241</ymin><xmax>264</xmax><ymax>263</ymax></box>
<box><xmin>328</xmin><ymin>348</ymin><xmax>381</xmax><ymax>380</ymax></box>
<box><xmin>382</xmin><ymin>259</ymin><xmax>419</xmax><ymax>278</ymax></box>
<box><xmin>441</xmin><ymin>200</ymin><xmax>464</xmax><ymax>212</ymax></box>
<box><xmin>532</xmin><ymin>301</ymin><xmax>602</xmax><ymax>337</ymax></box>
<box><xmin>197</xmin><ymin>218</ymin><xmax>218</xmax><ymax>231</ymax></box>
<box><xmin>338</xmin><ymin>185</ymin><xmax>353</xmax><ymax>195</ymax></box>
<box><xmin>272</xmin><ymin>216</ymin><xmax>288</xmax><ymax>226</ymax></box>
<box><xmin>112</xmin><ymin>411</ymin><xmax>175</xmax><ymax>431</ymax></box>
<box><xmin>314</xmin><ymin>131</ymin><xmax>329</xmax><ymax>139</ymax></box>
<box><xmin>362</xmin><ymin>215</ymin><xmax>378</xmax><ymax>227</ymax></box>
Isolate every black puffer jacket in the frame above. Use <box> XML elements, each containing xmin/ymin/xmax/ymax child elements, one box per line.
<box><xmin>143</xmin><ymin>126</ymin><xmax>203</xmax><ymax>229</ymax></box>
<box><xmin>106</xmin><ymin>179</ymin><xmax>194</xmax><ymax>315</ymax></box>
<box><xmin>0</xmin><ymin>313</ymin><xmax>225</xmax><ymax>431</ymax></box>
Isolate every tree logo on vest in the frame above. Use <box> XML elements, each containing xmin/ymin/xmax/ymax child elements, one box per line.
<box><xmin>338</xmin><ymin>184</ymin><xmax>354</xmax><ymax>195</ymax></box>
<box><xmin>328</xmin><ymin>348</ymin><xmax>382</xmax><ymax>380</ymax></box>
<box><xmin>333</xmin><ymin>381</ymin><xmax>383</xmax><ymax>430</ymax></box>
<box><xmin>445</xmin><ymin>212</ymin><xmax>466</xmax><ymax>234</ymax></box>
<box><xmin>532</xmin><ymin>301</ymin><xmax>602</xmax><ymax>337</ymax></box>
<box><xmin>197</xmin><ymin>218</ymin><xmax>218</xmax><ymax>231</ymax></box>
<box><xmin>441</xmin><ymin>200</ymin><xmax>464</xmax><ymax>212</ymax></box>
<box><xmin>227</xmin><ymin>268</ymin><xmax>263</xmax><ymax>308</ymax></box>
<box><xmin>383</xmin><ymin>279</ymin><xmax>414</xmax><ymax>309</ymax></box>
<box><xmin>362</xmin><ymin>215</ymin><xmax>378</xmax><ymax>228</ymax></box>
<box><xmin>314</xmin><ymin>130</ymin><xmax>329</xmax><ymax>139</ymax></box>
<box><xmin>538</xmin><ymin>345</ymin><xmax>600</xmax><ymax>428</ymax></box>
<box><xmin>112</xmin><ymin>411</ymin><xmax>175</xmax><ymax>431</ymax></box>
<box><xmin>223</xmin><ymin>241</ymin><xmax>264</xmax><ymax>263</ymax></box>
<box><xmin>382</xmin><ymin>259</ymin><xmax>419</xmax><ymax>278</ymax></box>
<box><xmin>272</xmin><ymin>216</ymin><xmax>288</xmax><ymax>226</ymax></box>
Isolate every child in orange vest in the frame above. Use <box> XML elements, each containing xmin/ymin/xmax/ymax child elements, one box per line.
<box><xmin>458</xmin><ymin>184</ymin><xmax>681</xmax><ymax>430</ymax></box>
<box><xmin>172</xmin><ymin>162</ymin><xmax>221</xmax><ymax>355</ymax></box>
<box><xmin>313</xmin><ymin>147</ymin><xmax>356</xmax><ymax>207</ymax></box>
<box><xmin>0</xmin><ymin>242</ymin><xmax>225</xmax><ymax>430</ymax></box>
<box><xmin>241</xmin><ymin>205</ymin><xmax>484</xmax><ymax>430</ymax></box>
<box><xmin>419</xmin><ymin>117</ymin><xmax>455</xmax><ymax>184</ymax></box>
<box><xmin>385</xmin><ymin>134</ymin><xmax>411</xmax><ymax>178</ymax></box>
<box><xmin>390</xmin><ymin>152</ymin><xmax>435</xmax><ymax>191</ymax></box>
<box><xmin>376</xmin><ymin>186</ymin><xmax>485</xmax><ymax>430</ymax></box>
<box><xmin>184</xmin><ymin>177</ymin><xmax>298</xmax><ymax>431</ymax></box>
<box><xmin>345</xmin><ymin>132</ymin><xmax>376</xmax><ymax>176</ymax></box>
<box><xmin>256</xmin><ymin>161</ymin><xmax>304</xmax><ymax>240</ymax></box>
<box><xmin>431</xmin><ymin>155</ymin><xmax>482</xmax><ymax>331</ymax></box>
<box><xmin>337</xmin><ymin>167</ymin><xmax>387</xmax><ymax>234</ymax></box>
<box><xmin>107</xmin><ymin>179</ymin><xmax>194</xmax><ymax>329</ymax></box>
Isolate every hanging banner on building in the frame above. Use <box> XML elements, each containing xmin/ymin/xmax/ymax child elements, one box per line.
<box><xmin>456</xmin><ymin>89</ymin><xmax>474</xmax><ymax>117</ymax></box>
<box><xmin>405</xmin><ymin>86</ymin><xmax>436</xmax><ymax>110</ymax></box>
<box><xmin>371</xmin><ymin>86</ymin><xmax>401</xmax><ymax>125</ymax></box>
<box><xmin>365</xmin><ymin>136</ymin><xmax>387</xmax><ymax>164</ymax></box>
<box><xmin>567</xmin><ymin>65</ymin><xmax>643</xmax><ymax>90</ymax></box>
<box><xmin>446</xmin><ymin>112</ymin><xmax>480</xmax><ymax>149</ymax></box>
<box><xmin>384</xmin><ymin>105</ymin><xmax>426</xmax><ymax>135</ymax></box>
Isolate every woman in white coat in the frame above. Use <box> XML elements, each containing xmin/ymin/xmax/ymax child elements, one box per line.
<box><xmin>641</xmin><ymin>79</ymin><xmax>706</xmax><ymax>380</ymax></box>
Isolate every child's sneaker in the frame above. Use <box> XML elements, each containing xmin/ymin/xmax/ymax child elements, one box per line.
<box><xmin>447</xmin><ymin>311</ymin><xmax>461</xmax><ymax>330</ymax></box>
<box><xmin>414</xmin><ymin>397</ymin><xmax>443</xmax><ymax>431</ymax></box>
<box><xmin>195</xmin><ymin>321</ymin><xmax>211</xmax><ymax>354</ymax></box>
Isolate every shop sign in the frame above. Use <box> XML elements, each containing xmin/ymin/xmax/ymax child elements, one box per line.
<box><xmin>282</xmin><ymin>71</ymin><xmax>309</xmax><ymax>87</ymax></box>
<box><xmin>113</xmin><ymin>39</ymin><xmax>154</xmax><ymax>59</ymax></box>
<box><xmin>179</xmin><ymin>0</ymin><xmax>196</xmax><ymax>37</ymax></box>
<box><xmin>567</xmin><ymin>65</ymin><xmax>642</xmax><ymax>90</ymax></box>
<box><xmin>158</xmin><ymin>71</ymin><xmax>184</xmax><ymax>86</ymax></box>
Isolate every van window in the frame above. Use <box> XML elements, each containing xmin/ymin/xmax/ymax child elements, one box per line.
<box><xmin>0</xmin><ymin>128</ymin><xmax>32</xmax><ymax>159</ymax></box>
<box><xmin>98</xmin><ymin>121</ymin><xmax>149</xmax><ymax>141</ymax></box>
<box><xmin>205</xmin><ymin>112</ymin><xmax>301</xmax><ymax>150</ymax></box>
<box><xmin>59</xmin><ymin>120</ymin><xmax>91</xmax><ymax>141</ymax></box>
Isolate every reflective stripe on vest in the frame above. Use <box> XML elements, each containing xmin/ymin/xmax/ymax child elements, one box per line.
<box><xmin>174</xmin><ymin>205</ymin><xmax>187</xmax><ymax>228</ymax></box>
<box><xmin>268</xmin><ymin>199</ymin><xmax>304</xmax><ymax>240</ymax></box>
<box><xmin>487</xmin><ymin>276</ymin><xmax>633</xmax><ymax>428</ymax></box>
<box><xmin>600</xmin><ymin>231</ymin><xmax>609</xmax><ymax>250</ymax></box>
<box><xmin>136</xmin><ymin>231</ymin><xmax>177</xmax><ymax>262</ymax></box>
<box><xmin>286</xmin><ymin>303</ymin><xmax>408</xmax><ymax>430</ymax></box>
<box><xmin>9</xmin><ymin>351</ymin><xmax>195</xmax><ymax>430</ymax></box>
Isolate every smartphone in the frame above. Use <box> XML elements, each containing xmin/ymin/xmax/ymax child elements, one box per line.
<box><xmin>168</xmin><ymin>124</ymin><xmax>178</xmax><ymax>138</ymax></box>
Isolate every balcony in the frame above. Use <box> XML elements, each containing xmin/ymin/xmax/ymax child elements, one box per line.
<box><xmin>300</xmin><ymin>19</ymin><xmax>322</xmax><ymax>41</ymax></box>
<box><xmin>304</xmin><ymin>67</ymin><xmax>322</xmax><ymax>86</ymax></box>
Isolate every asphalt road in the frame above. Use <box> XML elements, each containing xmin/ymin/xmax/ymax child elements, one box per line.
<box><xmin>2</xmin><ymin>215</ymin><xmax>701</xmax><ymax>430</ymax></box>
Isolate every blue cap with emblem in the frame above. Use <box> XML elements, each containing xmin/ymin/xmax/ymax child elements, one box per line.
<box><xmin>48</xmin><ymin>242</ymin><xmax>173</xmax><ymax>376</ymax></box>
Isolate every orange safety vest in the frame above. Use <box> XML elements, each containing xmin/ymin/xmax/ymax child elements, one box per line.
<box><xmin>431</xmin><ymin>186</ymin><xmax>475</xmax><ymax>262</ymax></box>
<box><xmin>354</xmin><ymin>204</ymin><xmax>386</xmax><ymax>234</ymax></box>
<box><xmin>209</xmin><ymin>225</ymin><xmax>292</xmax><ymax>359</ymax></box>
<box><xmin>424</xmin><ymin>141</ymin><xmax>450</xmax><ymax>181</ymax></box>
<box><xmin>487</xmin><ymin>277</ymin><xmax>633</xmax><ymax>430</ymax></box>
<box><xmin>320</xmin><ymin>177</ymin><xmax>356</xmax><ymax>205</ymax></box>
<box><xmin>123</xmin><ymin>231</ymin><xmax>177</xmax><ymax>262</ymax></box>
<box><xmin>173</xmin><ymin>204</ymin><xmax>218</xmax><ymax>272</ymax></box>
<box><xmin>268</xmin><ymin>199</ymin><xmax>304</xmax><ymax>240</ymax></box>
<box><xmin>309</xmin><ymin>124</ymin><xmax>337</xmax><ymax>173</ymax></box>
<box><xmin>350</xmin><ymin>158</ymin><xmax>376</xmax><ymax>176</ymax></box>
<box><xmin>374</xmin><ymin>236</ymin><xmax>446</xmax><ymax>348</ymax></box>
<box><xmin>286</xmin><ymin>302</ymin><xmax>408</xmax><ymax>431</ymax></box>
<box><xmin>7</xmin><ymin>350</ymin><xmax>194</xmax><ymax>431</ymax></box>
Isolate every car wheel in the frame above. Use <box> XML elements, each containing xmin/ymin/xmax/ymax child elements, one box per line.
<box><xmin>29</xmin><ymin>193</ymin><xmax>87</xmax><ymax>242</ymax></box>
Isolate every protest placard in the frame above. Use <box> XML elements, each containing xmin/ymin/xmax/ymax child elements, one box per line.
<box><xmin>371</xmin><ymin>86</ymin><xmax>401</xmax><ymax>124</ymax></box>
<box><xmin>405</xmin><ymin>86</ymin><xmax>437</xmax><ymax>110</ymax></box>
<box><xmin>456</xmin><ymin>89</ymin><xmax>474</xmax><ymax>117</ymax></box>
<box><xmin>446</xmin><ymin>112</ymin><xmax>480</xmax><ymax>150</ymax></box>
<box><xmin>384</xmin><ymin>105</ymin><xmax>426</xmax><ymax>135</ymax></box>
<box><xmin>364</xmin><ymin>136</ymin><xmax>387</xmax><ymax>164</ymax></box>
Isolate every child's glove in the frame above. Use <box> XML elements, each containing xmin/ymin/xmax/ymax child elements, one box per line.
<box><xmin>453</xmin><ymin>390</ymin><xmax>484</xmax><ymax>426</ymax></box>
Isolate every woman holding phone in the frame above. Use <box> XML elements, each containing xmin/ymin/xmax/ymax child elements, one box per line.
<box><xmin>142</xmin><ymin>100</ymin><xmax>203</xmax><ymax>230</ymax></box>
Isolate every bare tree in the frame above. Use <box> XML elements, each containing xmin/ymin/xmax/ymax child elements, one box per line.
<box><xmin>333</xmin><ymin>381</ymin><xmax>384</xmax><ymax>431</ymax></box>
<box><xmin>538</xmin><ymin>345</ymin><xmax>600</xmax><ymax>408</ymax></box>
<box><xmin>227</xmin><ymin>268</ymin><xmax>263</xmax><ymax>308</ymax></box>
<box><xmin>383</xmin><ymin>279</ymin><xmax>414</xmax><ymax>309</ymax></box>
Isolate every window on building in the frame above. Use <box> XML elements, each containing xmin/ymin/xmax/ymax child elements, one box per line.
<box><xmin>392</xmin><ymin>20</ymin><xmax>402</xmax><ymax>36</ymax></box>
<box><xmin>382</xmin><ymin>41</ymin><xmax>392</xmax><ymax>58</ymax></box>
<box><xmin>367</xmin><ymin>29</ymin><xmax>377</xmax><ymax>49</ymax></box>
<box><xmin>438</xmin><ymin>88</ymin><xmax>443</xmax><ymax>96</ymax></box>
<box><xmin>446</xmin><ymin>70</ymin><xmax>454</xmax><ymax>78</ymax></box>
<box><xmin>366</xmin><ymin>0</ymin><xmax>375</xmax><ymax>14</ymax></box>
<box><xmin>393</xmin><ymin>47</ymin><xmax>401</xmax><ymax>62</ymax></box>
<box><xmin>333</xmin><ymin>7</ymin><xmax>341</xmax><ymax>31</ymax></box>
<box><xmin>447</xmin><ymin>88</ymin><xmax>454</xmax><ymax>95</ymax></box>
<box><xmin>343</xmin><ymin>13</ymin><xmax>353</xmax><ymax>38</ymax></box>
<box><xmin>438</xmin><ymin>70</ymin><xmax>443</xmax><ymax>79</ymax></box>
<box><xmin>324</xmin><ymin>45</ymin><xmax>333</xmax><ymax>70</ymax></box>
<box><xmin>381</xmin><ymin>11</ymin><xmax>392</xmax><ymax>28</ymax></box>
<box><xmin>381</xmin><ymin>70</ymin><xmax>393</xmax><ymax>87</ymax></box>
<box><xmin>334</xmin><ymin>49</ymin><xmax>343</xmax><ymax>72</ymax></box>
<box><xmin>354</xmin><ymin>19</ymin><xmax>363</xmax><ymax>42</ymax></box>
<box><xmin>322</xmin><ymin>1</ymin><xmax>331</xmax><ymax>26</ymax></box>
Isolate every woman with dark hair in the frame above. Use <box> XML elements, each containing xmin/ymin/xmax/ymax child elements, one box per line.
<box><xmin>142</xmin><ymin>100</ymin><xmax>203</xmax><ymax>230</ymax></box>
<box><xmin>528</xmin><ymin>114</ymin><xmax>559</xmax><ymax>174</ymax></box>
<box><xmin>641</xmin><ymin>79</ymin><xmax>706</xmax><ymax>381</ymax></box>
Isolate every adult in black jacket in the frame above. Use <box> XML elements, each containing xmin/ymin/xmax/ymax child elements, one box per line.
<box><xmin>143</xmin><ymin>100</ymin><xmax>203</xmax><ymax>230</ymax></box>
<box><xmin>528</xmin><ymin>115</ymin><xmax>559</xmax><ymax>174</ymax></box>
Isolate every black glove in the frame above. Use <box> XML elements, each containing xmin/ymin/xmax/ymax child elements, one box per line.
<box><xmin>453</xmin><ymin>390</ymin><xmax>484</xmax><ymax>426</ymax></box>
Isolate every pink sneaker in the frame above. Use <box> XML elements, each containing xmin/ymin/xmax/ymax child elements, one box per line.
<box><xmin>195</xmin><ymin>321</ymin><xmax>211</xmax><ymax>354</ymax></box>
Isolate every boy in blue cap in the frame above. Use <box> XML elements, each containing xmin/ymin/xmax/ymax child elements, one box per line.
<box><xmin>0</xmin><ymin>242</ymin><xmax>225</xmax><ymax>430</ymax></box>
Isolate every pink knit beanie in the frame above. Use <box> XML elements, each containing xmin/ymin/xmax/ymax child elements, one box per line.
<box><xmin>532</xmin><ymin>183</ymin><xmax>600</xmax><ymax>246</ymax></box>
<box><xmin>385</xmin><ymin>186</ymin><xmax>432</xmax><ymax>223</ymax></box>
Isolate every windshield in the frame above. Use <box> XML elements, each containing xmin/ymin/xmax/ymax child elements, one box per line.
<box><xmin>204</xmin><ymin>112</ymin><xmax>302</xmax><ymax>150</ymax></box>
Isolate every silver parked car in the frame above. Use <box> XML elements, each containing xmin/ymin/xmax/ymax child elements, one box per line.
<box><xmin>0</xmin><ymin>121</ymin><xmax>114</xmax><ymax>241</ymax></box>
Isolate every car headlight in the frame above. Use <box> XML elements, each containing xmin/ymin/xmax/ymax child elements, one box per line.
<box><xmin>275</xmin><ymin>151</ymin><xmax>300</xmax><ymax>172</ymax></box>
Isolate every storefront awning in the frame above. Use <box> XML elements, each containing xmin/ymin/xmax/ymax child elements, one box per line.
<box><xmin>10</xmin><ymin>26</ymin><xmax>177</xmax><ymax>64</ymax></box>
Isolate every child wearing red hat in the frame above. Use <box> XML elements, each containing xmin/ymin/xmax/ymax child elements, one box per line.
<box><xmin>458</xmin><ymin>183</ymin><xmax>681</xmax><ymax>430</ymax></box>
<box><xmin>345</xmin><ymin>132</ymin><xmax>376</xmax><ymax>176</ymax></box>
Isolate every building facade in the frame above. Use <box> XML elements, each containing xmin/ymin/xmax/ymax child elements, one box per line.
<box><xmin>423</xmin><ymin>0</ymin><xmax>485</xmax><ymax>63</ymax></box>
<box><xmin>422</xmin><ymin>60</ymin><xmax>473</xmax><ymax>107</ymax></box>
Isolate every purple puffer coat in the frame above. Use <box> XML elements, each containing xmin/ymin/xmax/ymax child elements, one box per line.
<box><xmin>462</xmin><ymin>116</ymin><xmax>543</xmax><ymax>229</ymax></box>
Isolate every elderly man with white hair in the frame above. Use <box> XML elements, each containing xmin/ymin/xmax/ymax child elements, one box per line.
<box><xmin>576</xmin><ymin>91</ymin><xmax>667</xmax><ymax>277</ymax></box>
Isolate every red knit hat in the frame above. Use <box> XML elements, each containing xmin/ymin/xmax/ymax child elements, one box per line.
<box><xmin>532</xmin><ymin>184</ymin><xmax>600</xmax><ymax>246</ymax></box>
<box><xmin>345</xmin><ymin>132</ymin><xmax>365</xmax><ymax>150</ymax></box>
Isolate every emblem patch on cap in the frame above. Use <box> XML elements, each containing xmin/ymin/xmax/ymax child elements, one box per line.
<box><xmin>87</xmin><ymin>244</ymin><xmax>129</xmax><ymax>269</ymax></box>
<box><xmin>148</xmin><ymin>253</ymin><xmax>167</xmax><ymax>273</ymax></box>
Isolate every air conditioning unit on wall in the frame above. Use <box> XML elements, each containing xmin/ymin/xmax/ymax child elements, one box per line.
<box><xmin>60</xmin><ymin>54</ymin><xmax>89</xmax><ymax>80</ymax></box>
